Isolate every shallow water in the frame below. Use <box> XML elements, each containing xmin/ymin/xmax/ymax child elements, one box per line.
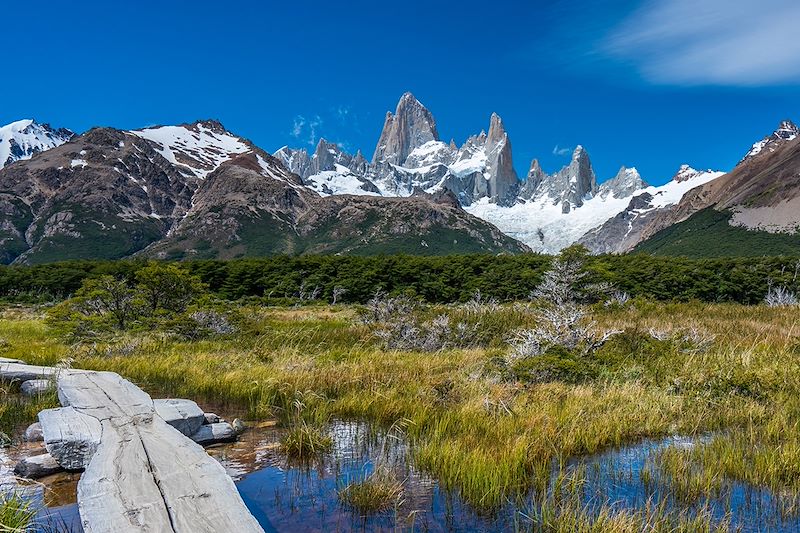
<box><xmin>5</xmin><ymin>419</ymin><xmax>800</xmax><ymax>532</ymax></box>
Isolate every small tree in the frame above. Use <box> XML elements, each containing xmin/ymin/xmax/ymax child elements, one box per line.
<box><xmin>135</xmin><ymin>262</ymin><xmax>207</xmax><ymax>313</ymax></box>
<box><xmin>511</xmin><ymin>252</ymin><xmax>619</xmax><ymax>360</ymax></box>
<box><xmin>74</xmin><ymin>275</ymin><xmax>140</xmax><ymax>329</ymax></box>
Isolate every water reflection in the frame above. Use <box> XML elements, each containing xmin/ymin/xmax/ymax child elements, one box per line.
<box><xmin>4</xmin><ymin>420</ymin><xmax>800</xmax><ymax>532</ymax></box>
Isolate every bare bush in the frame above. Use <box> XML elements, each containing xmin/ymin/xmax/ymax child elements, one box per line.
<box><xmin>511</xmin><ymin>256</ymin><xmax>619</xmax><ymax>360</ymax></box>
<box><xmin>765</xmin><ymin>285</ymin><xmax>798</xmax><ymax>307</ymax></box>
<box><xmin>363</xmin><ymin>291</ymin><xmax>481</xmax><ymax>352</ymax></box>
<box><xmin>462</xmin><ymin>290</ymin><xmax>499</xmax><ymax>314</ymax></box>
<box><xmin>647</xmin><ymin>325</ymin><xmax>716</xmax><ymax>353</ymax></box>
<box><xmin>375</xmin><ymin>314</ymin><xmax>480</xmax><ymax>352</ymax></box>
<box><xmin>605</xmin><ymin>291</ymin><xmax>632</xmax><ymax>307</ymax></box>
<box><xmin>331</xmin><ymin>286</ymin><xmax>348</xmax><ymax>305</ymax></box>
<box><xmin>189</xmin><ymin>310</ymin><xmax>237</xmax><ymax>336</ymax></box>
<box><xmin>360</xmin><ymin>290</ymin><xmax>417</xmax><ymax>324</ymax></box>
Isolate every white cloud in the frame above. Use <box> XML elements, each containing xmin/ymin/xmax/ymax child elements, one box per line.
<box><xmin>604</xmin><ymin>0</ymin><xmax>800</xmax><ymax>86</ymax></box>
<box><xmin>290</xmin><ymin>115</ymin><xmax>322</xmax><ymax>146</ymax></box>
<box><xmin>291</xmin><ymin>116</ymin><xmax>305</xmax><ymax>138</ymax></box>
<box><xmin>552</xmin><ymin>144</ymin><xmax>572</xmax><ymax>156</ymax></box>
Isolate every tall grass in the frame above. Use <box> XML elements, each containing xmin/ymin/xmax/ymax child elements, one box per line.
<box><xmin>0</xmin><ymin>492</ymin><xmax>35</xmax><ymax>533</ymax></box>
<box><xmin>1</xmin><ymin>302</ymin><xmax>798</xmax><ymax>520</ymax></box>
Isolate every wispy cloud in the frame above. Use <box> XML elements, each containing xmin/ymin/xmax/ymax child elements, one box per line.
<box><xmin>552</xmin><ymin>144</ymin><xmax>572</xmax><ymax>156</ymax></box>
<box><xmin>290</xmin><ymin>114</ymin><xmax>322</xmax><ymax>146</ymax></box>
<box><xmin>603</xmin><ymin>0</ymin><xmax>800</xmax><ymax>86</ymax></box>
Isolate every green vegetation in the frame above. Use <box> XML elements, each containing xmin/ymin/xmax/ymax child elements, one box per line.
<box><xmin>0</xmin><ymin>389</ymin><xmax>59</xmax><ymax>437</ymax></box>
<box><xmin>338</xmin><ymin>468</ymin><xmax>404</xmax><ymax>513</ymax></box>
<box><xmin>5</xmin><ymin>249</ymin><xmax>800</xmax><ymax>305</ymax></box>
<box><xmin>3</xmin><ymin>252</ymin><xmax>800</xmax><ymax>529</ymax></box>
<box><xmin>635</xmin><ymin>207</ymin><xmax>800</xmax><ymax>258</ymax></box>
<box><xmin>0</xmin><ymin>492</ymin><xmax>35</xmax><ymax>533</ymax></box>
<box><xmin>279</xmin><ymin>422</ymin><xmax>334</xmax><ymax>460</ymax></box>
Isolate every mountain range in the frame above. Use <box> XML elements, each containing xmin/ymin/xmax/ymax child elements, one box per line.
<box><xmin>0</xmin><ymin>93</ymin><xmax>797</xmax><ymax>264</ymax></box>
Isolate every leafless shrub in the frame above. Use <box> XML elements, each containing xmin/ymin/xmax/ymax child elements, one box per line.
<box><xmin>295</xmin><ymin>282</ymin><xmax>322</xmax><ymax>305</ymax></box>
<box><xmin>331</xmin><ymin>286</ymin><xmax>348</xmax><ymax>305</ymax></box>
<box><xmin>512</xmin><ymin>256</ymin><xmax>619</xmax><ymax>360</ymax></box>
<box><xmin>189</xmin><ymin>310</ymin><xmax>237</xmax><ymax>335</ymax></box>
<box><xmin>462</xmin><ymin>289</ymin><xmax>499</xmax><ymax>314</ymax></box>
<box><xmin>375</xmin><ymin>314</ymin><xmax>480</xmax><ymax>352</ymax></box>
<box><xmin>647</xmin><ymin>325</ymin><xmax>716</xmax><ymax>353</ymax></box>
<box><xmin>605</xmin><ymin>291</ymin><xmax>631</xmax><ymax>307</ymax></box>
<box><xmin>765</xmin><ymin>285</ymin><xmax>798</xmax><ymax>307</ymax></box>
<box><xmin>99</xmin><ymin>339</ymin><xmax>142</xmax><ymax>357</ymax></box>
<box><xmin>359</xmin><ymin>290</ymin><xmax>417</xmax><ymax>324</ymax></box>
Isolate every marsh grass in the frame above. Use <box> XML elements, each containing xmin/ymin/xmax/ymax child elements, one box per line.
<box><xmin>0</xmin><ymin>492</ymin><xmax>35</xmax><ymax>533</ymax></box>
<box><xmin>1</xmin><ymin>301</ymin><xmax>798</xmax><ymax>524</ymax></box>
<box><xmin>0</xmin><ymin>389</ymin><xmax>59</xmax><ymax>437</ymax></box>
<box><xmin>520</xmin><ymin>498</ymin><xmax>731</xmax><ymax>532</ymax></box>
<box><xmin>337</xmin><ymin>466</ymin><xmax>404</xmax><ymax>513</ymax></box>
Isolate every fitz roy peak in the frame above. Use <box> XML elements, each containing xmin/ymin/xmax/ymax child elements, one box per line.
<box><xmin>277</xmin><ymin>92</ymin><xmax>722</xmax><ymax>253</ymax></box>
<box><xmin>10</xmin><ymin>91</ymin><xmax>778</xmax><ymax>262</ymax></box>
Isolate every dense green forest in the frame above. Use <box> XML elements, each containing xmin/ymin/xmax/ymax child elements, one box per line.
<box><xmin>1</xmin><ymin>251</ymin><xmax>799</xmax><ymax>305</ymax></box>
<box><xmin>635</xmin><ymin>208</ymin><xmax>800</xmax><ymax>258</ymax></box>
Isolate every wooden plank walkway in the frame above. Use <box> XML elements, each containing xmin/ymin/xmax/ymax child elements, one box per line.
<box><xmin>1</xmin><ymin>359</ymin><xmax>264</xmax><ymax>533</ymax></box>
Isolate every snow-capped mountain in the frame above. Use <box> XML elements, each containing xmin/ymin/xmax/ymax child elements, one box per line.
<box><xmin>740</xmin><ymin>120</ymin><xmax>798</xmax><ymax>164</ymax></box>
<box><xmin>579</xmin><ymin>166</ymin><xmax>725</xmax><ymax>253</ymax></box>
<box><xmin>131</xmin><ymin>120</ymin><xmax>252</xmax><ymax>179</ymax></box>
<box><xmin>277</xmin><ymin>93</ymin><xmax>726</xmax><ymax>253</ymax></box>
<box><xmin>0</xmin><ymin>119</ymin><xmax>73</xmax><ymax>168</ymax></box>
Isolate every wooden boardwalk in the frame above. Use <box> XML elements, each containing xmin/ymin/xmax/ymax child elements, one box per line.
<box><xmin>0</xmin><ymin>358</ymin><xmax>264</xmax><ymax>533</ymax></box>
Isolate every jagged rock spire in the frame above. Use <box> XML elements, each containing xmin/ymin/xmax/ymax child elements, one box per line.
<box><xmin>598</xmin><ymin>166</ymin><xmax>648</xmax><ymax>198</ymax></box>
<box><xmin>484</xmin><ymin>113</ymin><xmax>519</xmax><ymax>205</ymax></box>
<box><xmin>372</xmin><ymin>92</ymin><xmax>439</xmax><ymax>165</ymax></box>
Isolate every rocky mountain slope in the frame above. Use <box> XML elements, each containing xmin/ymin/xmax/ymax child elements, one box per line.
<box><xmin>0</xmin><ymin>119</ymin><xmax>527</xmax><ymax>264</ymax></box>
<box><xmin>5</xmin><ymin>97</ymin><xmax>792</xmax><ymax>262</ymax></box>
<box><xmin>632</xmin><ymin>120</ymin><xmax>800</xmax><ymax>255</ymax></box>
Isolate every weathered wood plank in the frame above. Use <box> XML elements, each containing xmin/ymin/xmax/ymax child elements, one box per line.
<box><xmin>56</xmin><ymin>369</ymin><xmax>264</xmax><ymax>533</ymax></box>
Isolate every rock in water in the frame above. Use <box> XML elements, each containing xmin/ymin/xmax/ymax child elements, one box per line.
<box><xmin>232</xmin><ymin>418</ymin><xmax>246</xmax><ymax>435</ymax></box>
<box><xmin>204</xmin><ymin>412</ymin><xmax>221</xmax><ymax>424</ymax></box>
<box><xmin>14</xmin><ymin>453</ymin><xmax>63</xmax><ymax>479</ymax></box>
<box><xmin>38</xmin><ymin>406</ymin><xmax>102</xmax><ymax>470</ymax></box>
<box><xmin>191</xmin><ymin>422</ymin><xmax>237</xmax><ymax>445</ymax></box>
<box><xmin>153</xmin><ymin>398</ymin><xmax>205</xmax><ymax>437</ymax></box>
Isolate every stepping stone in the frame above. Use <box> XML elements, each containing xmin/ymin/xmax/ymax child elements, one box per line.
<box><xmin>21</xmin><ymin>379</ymin><xmax>54</xmax><ymax>396</ymax></box>
<box><xmin>154</xmin><ymin>398</ymin><xmax>205</xmax><ymax>437</ymax></box>
<box><xmin>191</xmin><ymin>422</ymin><xmax>237</xmax><ymax>445</ymax></box>
<box><xmin>14</xmin><ymin>453</ymin><xmax>63</xmax><ymax>479</ymax></box>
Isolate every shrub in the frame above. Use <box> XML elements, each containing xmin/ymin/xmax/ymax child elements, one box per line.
<box><xmin>509</xmin><ymin>347</ymin><xmax>597</xmax><ymax>384</ymax></box>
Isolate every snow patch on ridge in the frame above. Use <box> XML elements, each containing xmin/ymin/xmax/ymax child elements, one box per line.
<box><xmin>132</xmin><ymin>123</ymin><xmax>250</xmax><ymax>179</ymax></box>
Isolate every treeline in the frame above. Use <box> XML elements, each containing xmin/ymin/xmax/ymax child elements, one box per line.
<box><xmin>0</xmin><ymin>253</ymin><xmax>798</xmax><ymax>305</ymax></box>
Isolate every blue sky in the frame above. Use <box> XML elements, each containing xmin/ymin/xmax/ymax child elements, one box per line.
<box><xmin>3</xmin><ymin>0</ymin><xmax>799</xmax><ymax>184</ymax></box>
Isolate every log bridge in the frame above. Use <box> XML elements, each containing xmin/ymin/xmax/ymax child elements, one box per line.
<box><xmin>0</xmin><ymin>357</ymin><xmax>264</xmax><ymax>533</ymax></box>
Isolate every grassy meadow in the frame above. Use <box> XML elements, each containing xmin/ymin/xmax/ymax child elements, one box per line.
<box><xmin>3</xmin><ymin>294</ymin><xmax>800</xmax><ymax>530</ymax></box>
